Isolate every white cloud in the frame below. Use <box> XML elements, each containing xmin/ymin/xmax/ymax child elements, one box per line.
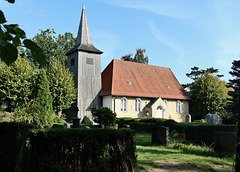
<box><xmin>99</xmin><ymin>0</ymin><xmax>195</xmax><ymax>19</ymax></box>
<box><xmin>147</xmin><ymin>20</ymin><xmax>188</xmax><ymax>68</ymax></box>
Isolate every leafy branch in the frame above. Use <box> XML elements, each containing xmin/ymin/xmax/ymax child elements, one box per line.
<box><xmin>0</xmin><ymin>0</ymin><xmax>46</xmax><ymax>65</ymax></box>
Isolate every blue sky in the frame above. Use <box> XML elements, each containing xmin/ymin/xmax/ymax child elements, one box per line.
<box><xmin>1</xmin><ymin>0</ymin><xmax>240</xmax><ymax>84</ymax></box>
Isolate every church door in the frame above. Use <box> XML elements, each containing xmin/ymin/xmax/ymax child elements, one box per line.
<box><xmin>157</xmin><ymin>106</ymin><xmax>163</xmax><ymax>118</ymax></box>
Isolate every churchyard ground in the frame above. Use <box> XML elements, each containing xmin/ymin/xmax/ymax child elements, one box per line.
<box><xmin>135</xmin><ymin>133</ymin><xmax>234</xmax><ymax>172</ymax></box>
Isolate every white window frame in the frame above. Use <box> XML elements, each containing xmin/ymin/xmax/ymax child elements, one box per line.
<box><xmin>176</xmin><ymin>100</ymin><xmax>182</xmax><ymax>113</ymax></box>
<box><xmin>121</xmin><ymin>97</ymin><xmax>128</xmax><ymax>111</ymax></box>
<box><xmin>135</xmin><ymin>98</ymin><xmax>142</xmax><ymax>112</ymax></box>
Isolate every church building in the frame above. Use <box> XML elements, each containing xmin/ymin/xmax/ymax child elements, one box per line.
<box><xmin>66</xmin><ymin>5</ymin><xmax>190</xmax><ymax>122</ymax></box>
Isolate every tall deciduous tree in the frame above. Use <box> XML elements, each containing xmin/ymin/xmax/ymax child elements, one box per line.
<box><xmin>185</xmin><ymin>67</ymin><xmax>229</xmax><ymax>120</ymax></box>
<box><xmin>47</xmin><ymin>60</ymin><xmax>76</xmax><ymax>115</ymax></box>
<box><xmin>0</xmin><ymin>57</ymin><xmax>36</xmax><ymax>111</ymax></box>
<box><xmin>121</xmin><ymin>48</ymin><xmax>148</xmax><ymax>64</ymax></box>
<box><xmin>22</xmin><ymin>29</ymin><xmax>76</xmax><ymax>67</ymax></box>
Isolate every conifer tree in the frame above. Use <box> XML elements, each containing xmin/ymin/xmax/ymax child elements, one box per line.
<box><xmin>226</xmin><ymin>60</ymin><xmax>240</xmax><ymax>115</ymax></box>
<box><xmin>121</xmin><ymin>48</ymin><xmax>148</xmax><ymax>64</ymax></box>
<box><xmin>34</xmin><ymin>68</ymin><xmax>55</xmax><ymax>128</ymax></box>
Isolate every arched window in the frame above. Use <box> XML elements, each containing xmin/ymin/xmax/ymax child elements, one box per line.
<box><xmin>163</xmin><ymin>99</ymin><xmax>168</xmax><ymax>106</ymax></box>
<box><xmin>176</xmin><ymin>100</ymin><xmax>182</xmax><ymax>113</ymax></box>
<box><xmin>121</xmin><ymin>97</ymin><xmax>128</xmax><ymax>111</ymax></box>
<box><xmin>135</xmin><ymin>98</ymin><xmax>142</xmax><ymax>112</ymax></box>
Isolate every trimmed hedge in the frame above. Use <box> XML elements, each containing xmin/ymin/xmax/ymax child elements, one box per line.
<box><xmin>117</xmin><ymin>117</ymin><xmax>167</xmax><ymax>130</ymax></box>
<box><xmin>0</xmin><ymin>122</ymin><xmax>37</xmax><ymax>172</ymax></box>
<box><xmin>138</xmin><ymin>118</ymin><xmax>167</xmax><ymax>125</ymax></box>
<box><xmin>129</xmin><ymin>122</ymin><xmax>157</xmax><ymax>132</ymax></box>
<box><xmin>116</xmin><ymin>117</ymin><xmax>135</xmax><ymax>128</ymax></box>
<box><xmin>17</xmin><ymin>128</ymin><xmax>137</xmax><ymax>172</ymax></box>
<box><xmin>170</xmin><ymin>122</ymin><xmax>236</xmax><ymax>146</ymax></box>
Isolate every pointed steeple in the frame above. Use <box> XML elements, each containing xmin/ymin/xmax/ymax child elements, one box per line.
<box><xmin>68</xmin><ymin>4</ymin><xmax>102</xmax><ymax>55</ymax></box>
<box><xmin>76</xmin><ymin>4</ymin><xmax>92</xmax><ymax>46</ymax></box>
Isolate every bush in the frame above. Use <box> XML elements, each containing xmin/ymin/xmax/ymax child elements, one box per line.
<box><xmin>17</xmin><ymin>128</ymin><xmax>137</xmax><ymax>172</ymax></box>
<box><xmin>0</xmin><ymin>122</ymin><xmax>37</xmax><ymax>172</ymax></box>
<box><xmin>81</xmin><ymin>116</ymin><xmax>93</xmax><ymax>125</ymax></box>
<box><xmin>93</xmin><ymin>107</ymin><xmax>117</xmax><ymax>127</ymax></box>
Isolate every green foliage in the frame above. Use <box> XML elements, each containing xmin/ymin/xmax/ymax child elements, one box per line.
<box><xmin>116</xmin><ymin>117</ymin><xmax>135</xmax><ymax>126</ymax></box>
<box><xmin>81</xmin><ymin>116</ymin><xmax>93</xmax><ymax>125</ymax></box>
<box><xmin>93</xmin><ymin>107</ymin><xmax>117</xmax><ymax>127</ymax></box>
<box><xmin>121</xmin><ymin>48</ymin><xmax>149</xmax><ymax>64</ymax></box>
<box><xmin>139</xmin><ymin>117</ymin><xmax>167</xmax><ymax>125</ymax></box>
<box><xmin>116</xmin><ymin>117</ymin><xmax>167</xmax><ymax>131</ymax></box>
<box><xmin>169</xmin><ymin>122</ymin><xmax>236</xmax><ymax>146</ymax></box>
<box><xmin>18</xmin><ymin>128</ymin><xmax>136</xmax><ymax>172</ymax></box>
<box><xmin>129</xmin><ymin>122</ymin><xmax>156</xmax><ymax>132</ymax></box>
<box><xmin>0</xmin><ymin>122</ymin><xmax>36</xmax><ymax>172</ymax></box>
<box><xmin>226</xmin><ymin>60</ymin><xmax>240</xmax><ymax>115</ymax></box>
<box><xmin>0</xmin><ymin>57</ymin><xmax>37</xmax><ymax>112</ymax></box>
<box><xmin>34</xmin><ymin>68</ymin><xmax>55</xmax><ymax>128</ymax></box>
<box><xmin>188</xmin><ymin>72</ymin><xmax>229</xmax><ymax>120</ymax></box>
<box><xmin>0</xmin><ymin>2</ymin><xmax>46</xmax><ymax>65</ymax></box>
<box><xmin>21</xmin><ymin>29</ymin><xmax>76</xmax><ymax>67</ymax></box>
<box><xmin>47</xmin><ymin>60</ymin><xmax>76</xmax><ymax>113</ymax></box>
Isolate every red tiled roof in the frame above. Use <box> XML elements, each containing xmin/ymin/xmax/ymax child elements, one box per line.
<box><xmin>101</xmin><ymin>59</ymin><xmax>190</xmax><ymax>100</ymax></box>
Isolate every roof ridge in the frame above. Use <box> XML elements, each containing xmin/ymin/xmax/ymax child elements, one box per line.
<box><xmin>113</xmin><ymin>58</ymin><xmax>170</xmax><ymax>69</ymax></box>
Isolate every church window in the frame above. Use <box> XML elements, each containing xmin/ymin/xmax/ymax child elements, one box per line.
<box><xmin>176</xmin><ymin>100</ymin><xmax>182</xmax><ymax>113</ymax></box>
<box><xmin>135</xmin><ymin>98</ymin><xmax>142</xmax><ymax>112</ymax></box>
<box><xmin>121</xmin><ymin>97</ymin><xmax>128</xmax><ymax>111</ymax></box>
<box><xmin>71</xmin><ymin>58</ymin><xmax>75</xmax><ymax>66</ymax></box>
<box><xmin>164</xmin><ymin>99</ymin><xmax>168</xmax><ymax>106</ymax></box>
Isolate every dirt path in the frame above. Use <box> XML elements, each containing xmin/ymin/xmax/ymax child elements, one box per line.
<box><xmin>147</xmin><ymin>160</ymin><xmax>233</xmax><ymax>172</ymax></box>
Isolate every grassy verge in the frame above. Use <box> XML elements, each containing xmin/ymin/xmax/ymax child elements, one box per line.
<box><xmin>136</xmin><ymin>133</ymin><xmax>235</xmax><ymax>172</ymax></box>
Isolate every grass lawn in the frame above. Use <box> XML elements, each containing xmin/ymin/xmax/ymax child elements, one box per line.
<box><xmin>135</xmin><ymin>133</ymin><xmax>235</xmax><ymax>172</ymax></box>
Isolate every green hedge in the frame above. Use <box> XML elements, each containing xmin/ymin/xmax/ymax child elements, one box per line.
<box><xmin>129</xmin><ymin>122</ymin><xmax>158</xmax><ymax>132</ymax></box>
<box><xmin>116</xmin><ymin>117</ymin><xmax>135</xmax><ymax>128</ymax></box>
<box><xmin>0</xmin><ymin>122</ymin><xmax>37</xmax><ymax>172</ymax></box>
<box><xmin>170</xmin><ymin>123</ymin><xmax>236</xmax><ymax>146</ymax></box>
<box><xmin>117</xmin><ymin>117</ymin><xmax>168</xmax><ymax>130</ymax></box>
<box><xmin>17</xmin><ymin>128</ymin><xmax>136</xmax><ymax>172</ymax></box>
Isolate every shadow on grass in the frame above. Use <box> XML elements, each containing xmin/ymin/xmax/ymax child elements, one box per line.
<box><xmin>136</xmin><ymin>160</ymin><xmax>160</xmax><ymax>172</ymax></box>
<box><xmin>136</xmin><ymin>146</ymin><xmax>182</xmax><ymax>156</ymax></box>
<box><xmin>173</xmin><ymin>143</ymin><xmax>234</xmax><ymax>159</ymax></box>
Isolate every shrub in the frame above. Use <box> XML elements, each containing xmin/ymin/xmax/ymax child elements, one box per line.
<box><xmin>81</xmin><ymin>116</ymin><xmax>93</xmax><ymax>125</ymax></box>
<box><xmin>93</xmin><ymin>107</ymin><xmax>117</xmax><ymax>127</ymax></box>
<box><xmin>17</xmin><ymin>128</ymin><xmax>137</xmax><ymax>172</ymax></box>
<box><xmin>0</xmin><ymin>122</ymin><xmax>37</xmax><ymax>172</ymax></box>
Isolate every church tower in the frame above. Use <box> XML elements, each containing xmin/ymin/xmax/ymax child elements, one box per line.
<box><xmin>66</xmin><ymin>5</ymin><xmax>102</xmax><ymax>121</ymax></box>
